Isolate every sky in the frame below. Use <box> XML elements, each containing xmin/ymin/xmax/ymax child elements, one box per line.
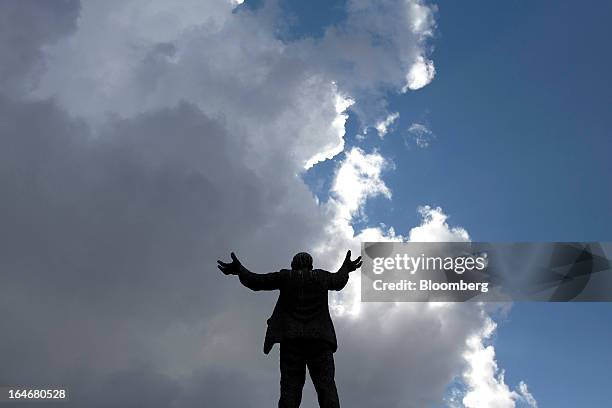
<box><xmin>0</xmin><ymin>1</ymin><xmax>610</xmax><ymax>407</ymax></box>
<box><xmin>307</xmin><ymin>1</ymin><xmax>612</xmax><ymax>406</ymax></box>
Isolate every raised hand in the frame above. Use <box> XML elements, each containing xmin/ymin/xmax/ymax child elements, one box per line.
<box><xmin>217</xmin><ymin>252</ymin><xmax>243</xmax><ymax>276</ymax></box>
<box><xmin>341</xmin><ymin>250</ymin><xmax>362</xmax><ymax>272</ymax></box>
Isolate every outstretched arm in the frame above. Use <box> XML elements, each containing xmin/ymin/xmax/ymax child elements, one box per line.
<box><xmin>328</xmin><ymin>250</ymin><xmax>362</xmax><ymax>291</ymax></box>
<box><xmin>217</xmin><ymin>252</ymin><xmax>281</xmax><ymax>291</ymax></box>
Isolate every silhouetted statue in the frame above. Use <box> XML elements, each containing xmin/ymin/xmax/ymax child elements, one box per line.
<box><xmin>218</xmin><ymin>250</ymin><xmax>362</xmax><ymax>408</ymax></box>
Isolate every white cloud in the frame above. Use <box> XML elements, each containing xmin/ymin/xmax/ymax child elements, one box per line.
<box><xmin>327</xmin><ymin>205</ymin><xmax>493</xmax><ymax>407</ymax></box>
<box><xmin>33</xmin><ymin>0</ymin><xmax>439</xmax><ymax>134</ymax></box>
<box><xmin>329</xmin><ymin>147</ymin><xmax>391</xmax><ymax>223</ymax></box>
<box><xmin>459</xmin><ymin>317</ymin><xmax>538</xmax><ymax>408</ymax></box>
<box><xmin>517</xmin><ymin>381</ymin><xmax>538</xmax><ymax>408</ymax></box>
<box><xmin>462</xmin><ymin>318</ymin><xmax>519</xmax><ymax>408</ymax></box>
<box><xmin>410</xmin><ymin>0</ymin><xmax>437</xmax><ymax>36</ymax></box>
<box><xmin>403</xmin><ymin>55</ymin><xmax>436</xmax><ymax>91</ymax></box>
<box><xmin>375</xmin><ymin>111</ymin><xmax>400</xmax><ymax>138</ymax></box>
<box><xmin>409</xmin><ymin>206</ymin><xmax>470</xmax><ymax>242</ymax></box>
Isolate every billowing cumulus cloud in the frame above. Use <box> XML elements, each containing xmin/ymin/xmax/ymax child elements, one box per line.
<box><xmin>409</xmin><ymin>206</ymin><xmax>470</xmax><ymax>242</ymax></box>
<box><xmin>0</xmin><ymin>1</ymin><xmax>534</xmax><ymax>407</ymax></box>
<box><xmin>34</xmin><ymin>0</ymin><xmax>438</xmax><ymax>136</ymax></box>
<box><xmin>459</xmin><ymin>318</ymin><xmax>538</xmax><ymax>408</ymax></box>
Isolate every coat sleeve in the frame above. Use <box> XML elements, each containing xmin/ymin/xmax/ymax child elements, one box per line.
<box><xmin>325</xmin><ymin>267</ymin><xmax>350</xmax><ymax>291</ymax></box>
<box><xmin>238</xmin><ymin>267</ymin><xmax>283</xmax><ymax>291</ymax></box>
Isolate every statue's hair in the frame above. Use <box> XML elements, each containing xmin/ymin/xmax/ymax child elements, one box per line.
<box><xmin>291</xmin><ymin>252</ymin><xmax>313</xmax><ymax>270</ymax></box>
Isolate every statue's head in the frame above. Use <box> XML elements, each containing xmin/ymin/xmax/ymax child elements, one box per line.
<box><xmin>291</xmin><ymin>252</ymin><xmax>313</xmax><ymax>271</ymax></box>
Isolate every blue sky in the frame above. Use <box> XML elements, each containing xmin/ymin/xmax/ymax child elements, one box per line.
<box><xmin>300</xmin><ymin>0</ymin><xmax>612</xmax><ymax>406</ymax></box>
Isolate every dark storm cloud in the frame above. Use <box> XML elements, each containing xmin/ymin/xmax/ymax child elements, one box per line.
<box><xmin>0</xmin><ymin>0</ymin><xmax>80</xmax><ymax>95</ymax></box>
<box><xmin>0</xmin><ymin>4</ymin><xmax>327</xmax><ymax>405</ymax></box>
<box><xmin>0</xmin><ymin>93</ymin><xmax>332</xmax><ymax>406</ymax></box>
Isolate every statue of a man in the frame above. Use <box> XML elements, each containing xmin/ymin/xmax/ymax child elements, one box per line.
<box><xmin>218</xmin><ymin>250</ymin><xmax>362</xmax><ymax>408</ymax></box>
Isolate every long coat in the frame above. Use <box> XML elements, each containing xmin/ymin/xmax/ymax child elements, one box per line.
<box><xmin>238</xmin><ymin>266</ymin><xmax>350</xmax><ymax>354</ymax></box>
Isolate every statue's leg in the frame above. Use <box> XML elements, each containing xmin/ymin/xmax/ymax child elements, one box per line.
<box><xmin>306</xmin><ymin>341</ymin><xmax>340</xmax><ymax>408</ymax></box>
<box><xmin>279</xmin><ymin>341</ymin><xmax>306</xmax><ymax>408</ymax></box>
